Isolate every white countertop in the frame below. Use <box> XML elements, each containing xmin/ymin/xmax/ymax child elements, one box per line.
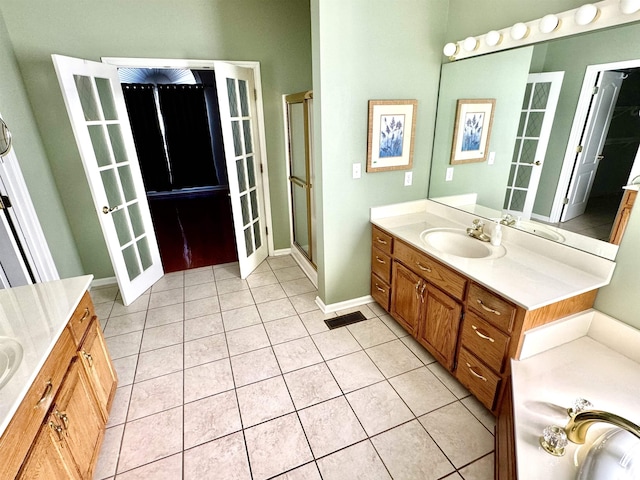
<box><xmin>371</xmin><ymin>200</ymin><xmax>615</xmax><ymax>310</ymax></box>
<box><xmin>511</xmin><ymin>311</ymin><xmax>640</xmax><ymax>478</ymax></box>
<box><xmin>0</xmin><ymin>275</ymin><xmax>93</xmax><ymax>437</ymax></box>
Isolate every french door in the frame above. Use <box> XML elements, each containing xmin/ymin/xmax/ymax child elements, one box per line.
<box><xmin>213</xmin><ymin>62</ymin><xmax>268</xmax><ymax>278</ymax></box>
<box><xmin>52</xmin><ymin>55</ymin><xmax>163</xmax><ymax>305</ymax></box>
<box><xmin>503</xmin><ymin>72</ymin><xmax>563</xmax><ymax>218</ymax></box>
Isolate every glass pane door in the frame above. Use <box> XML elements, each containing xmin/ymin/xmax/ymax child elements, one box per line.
<box><xmin>213</xmin><ymin>62</ymin><xmax>268</xmax><ymax>278</ymax></box>
<box><xmin>53</xmin><ymin>55</ymin><xmax>163</xmax><ymax>305</ymax></box>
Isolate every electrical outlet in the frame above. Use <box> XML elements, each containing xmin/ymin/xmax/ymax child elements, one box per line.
<box><xmin>488</xmin><ymin>152</ymin><xmax>496</xmax><ymax>165</ymax></box>
<box><xmin>352</xmin><ymin>163</ymin><xmax>361</xmax><ymax>179</ymax></box>
<box><xmin>446</xmin><ymin>167</ymin><xmax>454</xmax><ymax>181</ymax></box>
<box><xmin>404</xmin><ymin>171</ymin><xmax>413</xmax><ymax>186</ymax></box>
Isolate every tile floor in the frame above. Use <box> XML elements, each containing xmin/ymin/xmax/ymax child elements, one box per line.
<box><xmin>91</xmin><ymin>256</ymin><xmax>496</xmax><ymax>480</ymax></box>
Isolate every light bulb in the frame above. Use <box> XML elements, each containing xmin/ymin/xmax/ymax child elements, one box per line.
<box><xmin>620</xmin><ymin>0</ymin><xmax>640</xmax><ymax>14</ymax></box>
<box><xmin>485</xmin><ymin>30</ymin><xmax>502</xmax><ymax>47</ymax></box>
<box><xmin>539</xmin><ymin>14</ymin><xmax>560</xmax><ymax>34</ymax></box>
<box><xmin>510</xmin><ymin>22</ymin><xmax>529</xmax><ymax>40</ymax></box>
<box><xmin>462</xmin><ymin>36</ymin><xmax>478</xmax><ymax>52</ymax></box>
<box><xmin>443</xmin><ymin>42</ymin><xmax>459</xmax><ymax>57</ymax></box>
<box><xmin>575</xmin><ymin>4</ymin><xmax>599</xmax><ymax>25</ymax></box>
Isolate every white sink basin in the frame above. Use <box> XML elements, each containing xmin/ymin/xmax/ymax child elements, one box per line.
<box><xmin>419</xmin><ymin>228</ymin><xmax>506</xmax><ymax>259</ymax></box>
<box><xmin>0</xmin><ymin>336</ymin><xmax>23</xmax><ymax>390</ymax></box>
<box><xmin>578</xmin><ymin>429</ymin><xmax>640</xmax><ymax>480</ymax></box>
<box><xmin>515</xmin><ymin>220</ymin><xmax>566</xmax><ymax>242</ymax></box>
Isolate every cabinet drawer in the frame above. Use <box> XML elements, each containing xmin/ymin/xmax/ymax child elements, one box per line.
<box><xmin>395</xmin><ymin>240</ymin><xmax>466</xmax><ymax>300</ymax></box>
<box><xmin>0</xmin><ymin>327</ymin><xmax>76</xmax><ymax>480</ymax></box>
<box><xmin>467</xmin><ymin>283</ymin><xmax>516</xmax><ymax>332</ymax></box>
<box><xmin>456</xmin><ymin>347</ymin><xmax>501</xmax><ymax>411</ymax></box>
<box><xmin>460</xmin><ymin>312</ymin><xmax>510</xmax><ymax>373</ymax></box>
<box><xmin>67</xmin><ymin>291</ymin><xmax>95</xmax><ymax>346</ymax></box>
<box><xmin>371</xmin><ymin>249</ymin><xmax>392</xmax><ymax>284</ymax></box>
<box><xmin>372</xmin><ymin>226</ymin><xmax>393</xmax><ymax>256</ymax></box>
<box><xmin>371</xmin><ymin>273</ymin><xmax>391</xmax><ymax>312</ymax></box>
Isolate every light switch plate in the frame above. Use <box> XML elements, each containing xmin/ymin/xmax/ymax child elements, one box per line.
<box><xmin>404</xmin><ymin>171</ymin><xmax>413</xmax><ymax>186</ymax></box>
<box><xmin>488</xmin><ymin>152</ymin><xmax>496</xmax><ymax>165</ymax></box>
<box><xmin>353</xmin><ymin>163</ymin><xmax>361</xmax><ymax>179</ymax></box>
<box><xmin>446</xmin><ymin>167</ymin><xmax>454</xmax><ymax>181</ymax></box>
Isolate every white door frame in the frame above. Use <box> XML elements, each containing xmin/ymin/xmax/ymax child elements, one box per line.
<box><xmin>0</xmin><ymin>135</ymin><xmax>59</xmax><ymax>285</ymax></box>
<box><xmin>550</xmin><ymin>58</ymin><xmax>640</xmax><ymax>222</ymax></box>
<box><xmin>102</xmin><ymin>57</ymin><xmax>275</xmax><ymax>257</ymax></box>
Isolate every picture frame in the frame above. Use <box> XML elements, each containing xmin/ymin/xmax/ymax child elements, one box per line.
<box><xmin>450</xmin><ymin>98</ymin><xmax>495</xmax><ymax>165</ymax></box>
<box><xmin>366</xmin><ymin>99</ymin><xmax>417</xmax><ymax>172</ymax></box>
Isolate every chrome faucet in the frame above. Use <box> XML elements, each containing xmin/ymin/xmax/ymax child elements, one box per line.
<box><xmin>565</xmin><ymin>409</ymin><xmax>640</xmax><ymax>444</ymax></box>
<box><xmin>466</xmin><ymin>219</ymin><xmax>491</xmax><ymax>242</ymax></box>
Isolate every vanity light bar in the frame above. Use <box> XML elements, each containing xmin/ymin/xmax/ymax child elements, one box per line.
<box><xmin>443</xmin><ymin>0</ymin><xmax>640</xmax><ymax>61</ymax></box>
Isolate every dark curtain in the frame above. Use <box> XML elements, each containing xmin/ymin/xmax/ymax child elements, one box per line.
<box><xmin>157</xmin><ymin>84</ymin><xmax>219</xmax><ymax>189</ymax></box>
<box><xmin>122</xmin><ymin>84</ymin><xmax>171</xmax><ymax>192</ymax></box>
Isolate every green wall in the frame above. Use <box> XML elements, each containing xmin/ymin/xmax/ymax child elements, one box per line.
<box><xmin>445</xmin><ymin>0</ymin><xmax>640</xmax><ymax>329</ymax></box>
<box><xmin>531</xmin><ymin>24</ymin><xmax>640</xmax><ymax>216</ymax></box>
<box><xmin>0</xmin><ymin>0</ymin><xmax>312</xmax><ymax>279</ymax></box>
<box><xmin>0</xmin><ymin>11</ymin><xmax>83</xmax><ymax>278</ymax></box>
<box><xmin>429</xmin><ymin>47</ymin><xmax>533</xmax><ymax>208</ymax></box>
<box><xmin>312</xmin><ymin>0</ymin><xmax>448</xmax><ymax>305</ymax></box>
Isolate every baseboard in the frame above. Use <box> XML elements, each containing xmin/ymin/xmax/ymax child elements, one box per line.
<box><xmin>91</xmin><ymin>276</ymin><xmax>117</xmax><ymax>288</ymax></box>
<box><xmin>315</xmin><ymin>294</ymin><xmax>374</xmax><ymax>314</ymax></box>
<box><xmin>290</xmin><ymin>247</ymin><xmax>317</xmax><ymax>288</ymax></box>
<box><xmin>272</xmin><ymin>248</ymin><xmax>292</xmax><ymax>256</ymax></box>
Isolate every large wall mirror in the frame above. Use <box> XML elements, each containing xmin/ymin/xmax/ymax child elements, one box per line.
<box><xmin>429</xmin><ymin>22</ymin><xmax>640</xmax><ymax>260</ymax></box>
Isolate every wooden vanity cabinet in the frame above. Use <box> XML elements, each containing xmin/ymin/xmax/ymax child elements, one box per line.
<box><xmin>370</xmin><ymin>224</ymin><xmax>597</xmax><ymax>414</ymax></box>
<box><xmin>371</xmin><ymin>226</ymin><xmax>393</xmax><ymax>311</ymax></box>
<box><xmin>610</xmin><ymin>189</ymin><xmax>637</xmax><ymax>245</ymax></box>
<box><xmin>0</xmin><ymin>290</ymin><xmax>117</xmax><ymax>480</ymax></box>
<box><xmin>390</xmin><ymin>238</ymin><xmax>465</xmax><ymax>371</ymax></box>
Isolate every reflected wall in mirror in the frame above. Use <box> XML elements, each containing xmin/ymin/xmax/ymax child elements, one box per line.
<box><xmin>429</xmin><ymin>22</ymin><xmax>640</xmax><ymax>260</ymax></box>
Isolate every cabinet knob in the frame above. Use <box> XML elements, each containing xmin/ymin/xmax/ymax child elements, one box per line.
<box><xmin>80</xmin><ymin>307</ymin><xmax>90</xmax><ymax>323</ymax></box>
<box><xmin>55</xmin><ymin>410</ymin><xmax>70</xmax><ymax>430</ymax></box>
<box><xmin>82</xmin><ymin>351</ymin><xmax>94</xmax><ymax>368</ymax></box>
<box><xmin>375</xmin><ymin>256</ymin><xmax>386</xmax><ymax>264</ymax></box>
<box><xmin>376</xmin><ymin>237</ymin><xmax>388</xmax><ymax>245</ymax></box>
<box><xmin>375</xmin><ymin>284</ymin><xmax>386</xmax><ymax>293</ymax></box>
<box><xmin>49</xmin><ymin>421</ymin><xmax>65</xmax><ymax>442</ymax></box>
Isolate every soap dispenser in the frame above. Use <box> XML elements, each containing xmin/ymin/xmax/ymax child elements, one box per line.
<box><xmin>491</xmin><ymin>222</ymin><xmax>502</xmax><ymax>246</ymax></box>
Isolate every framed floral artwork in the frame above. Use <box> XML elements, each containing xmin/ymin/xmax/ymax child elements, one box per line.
<box><xmin>450</xmin><ymin>99</ymin><xmax>495</xmax><ymax>165</ymax></box>
<box><xmin>366</xmin><ymin>99</ymin><xmax>417</xmax><ymax>172</ymax></box>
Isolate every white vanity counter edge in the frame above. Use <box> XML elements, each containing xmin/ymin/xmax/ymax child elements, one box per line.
<box><xmin>511</xmin><ymin>311</ymin><xmax>640</xmax><ymax>479</ymax></box>
<box><xmin>370</xmin><ymin>199</ymin><xmax>615</xmax><ymax>310</ymax></box>
<box><xmin>0</xmin><ymin>275</ymin><xmax>93</xmax><ymax>438</ymax></box>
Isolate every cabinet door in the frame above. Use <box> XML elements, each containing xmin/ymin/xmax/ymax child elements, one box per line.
<box><xmin>79</xmin><ymin>317</ymin><xmax>118</xmax><ymax>422</ymax></box>
<box><xmin>53</xmin><ymin>359</ymin><xmax>105</xmax><ymax>479</ymax></box>
<box><xmin>417</xmin><ymin>284</ymin><xmax>462</xmax><ymax>371</ymax></box>
<box><xmin>390</xmin><ymin>262</ymin><xmax>422</xmax><ymax>335</ymax></box>
<box><xmin>18</xmin><ymin>417</ymin><xmax>82</xmax><ymax>480</ymax></box>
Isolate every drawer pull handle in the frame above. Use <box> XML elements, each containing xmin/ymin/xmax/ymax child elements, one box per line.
<box><xmin>477</xmin><ymin>299</ymin><xmax>501</xmax><ymax>315</ymax></box>
<box><xmin>79</xmin><ymin>307</ymin><xmax>90</xmax><ymax>323</ymax></box>
<box><xmin>55</xmin><ymin>410</ymin><xmax>69</xmax><ymax>430</ymax></box>
<box><xmin>50</xmin><ymin>421</ymin><xmax>65</xmax><ymax>442</ymax></box>
<box><xmin>37</xmin><ymin>380</ymin><xmax>53</xmax><ymax>405</ymax></box>
<box><xmin>466</xmin><ymin>363</ymin><xmax>488</xmax><ymax>382</ymax></box>
<box><xmin>416</xmin><ymin>262</ymin><xmax>431</xmax><ymax>273</ymax></box>
<box><xmin>375</xmin><ymin>284</ymin><xmax>386</xmax><ymax>293</ymax></box>
<box><xmin>472</xmin><ymin>325</ymin><xmax>495</xmax><ymax>343</ymax></box>
<box><xmin>376</xmin><ymin>237</ymin><xmax>388</xmax><ymax>245</ymax></box>
<box><xmin>82</xmin><ymin>351</ymin><xmax>94</xmax><ymax>368</ymax></box>
<box><xmin>375</xmin><ymin>256</ymin><xmax>386</xmax><ymax>264</ymax></box>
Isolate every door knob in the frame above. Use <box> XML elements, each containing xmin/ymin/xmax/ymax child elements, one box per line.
<box><xmin>102</xmin><ymin>205</ymin><xmax>119</xmax><ymax>214</ymax></box>
<box><xmin>533</xmin><ymin>161</ymin><xmax>542</xmax><ymax>166</ymax></box>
